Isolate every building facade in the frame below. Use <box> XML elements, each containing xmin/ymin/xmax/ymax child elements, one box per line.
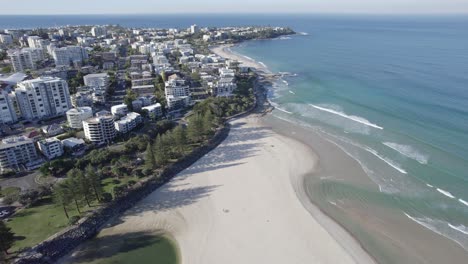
<box><xmin>83</xmin><ymin>114</ymin><xmax>116</xmax><ymax>144</ymax></box>
<box><xmin>52</xmin><ymin>46</ymin><xmax>88</xmax><ymax>66</ymax></box>
<box><xmin>37</xmin><ymin>138</ymin><xmax>64</xmax><ymax>160</ymax></box>
<box><xmin>0</xmin><ymin>83</ymin><xmax>19</xmax><ymax>124</ymax></box>
<box><xmin>0</xmin><ymin>136</ymin><xmax>39</xmax><ymax>172</ymax></box>
<box><xmin>66</xmin><ymin>107</ymin><xmax>93</xmax><ymax>129</ymax></box>
<box><xmin>8</xmin><ymin>48</ymin><xmax>44</xmax><ymax>72</ymax></box>
<box><xmin>15</xmin><ymin>77</ymin><xmax>72</xmax><ymax>120</ymax></box>
<box><xmin>114</xmin><ymin>112</ymin><xmax>142</xmax><ymax>134</ymax></box>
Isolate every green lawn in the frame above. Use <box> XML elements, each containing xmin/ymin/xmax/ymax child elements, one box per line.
<box><xmin>0</xmin><ymin>186</ymin><xmax>21</xmax><ymax>197</ymax></box>
<box><xmin>63</xmin><ymin>233</ymin><xmax>179</xmax><ymax>264</ymax></box>
<box><xmin>101</xmin><ymin>176</ymin><xmax>139</xmax><ymax>198</ymax></box>
<box><xmin>6</xmin><ymin>197</ymin><xmax>97</xmax><ymax>252</ymax></box>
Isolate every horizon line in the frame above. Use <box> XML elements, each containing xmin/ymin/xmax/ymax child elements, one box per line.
<box><xmin>1</xmin><ymin>12</ymin><xmax>468</xmax><ymax>16</ymax></box>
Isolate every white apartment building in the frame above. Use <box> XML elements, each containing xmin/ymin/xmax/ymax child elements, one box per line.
<box><xmin>91</xmin><ymin>26</ymin><xmax>107</xmax><ymax>37</ymax></box>
<box><xmin>71</xmin><ymin>91</ymin><xmax>93</xmax><ymax>107</ymax></box>
<box><xmin>8</xmin><ymin>48</ymin><xmax>44</xmax><ymax>72</ymax></box>
<box><xmin>83</xmin><ymin>73</ymin><xmax>109</xmax><ymax>90</ymax></box>
<box><xmin>27</xmin><ymin>36</ymin><xmax>41</xmax><ymax>48</ymax></box>
<box><xmin>165</xmin><ymin>75</ymin><xmax>189</xmax><ymax>98</ymax></box>
<box><xmin>37</xmin><ymin>138</ymin><xmax>64</xmax><ymax>160</ymax></box>
<box><xmin>110</xmin><ymin>104</ymin><xmax>128</xmax><ymax>117</ymax></box>
<box><xmin>52</xmin><ymin>46</ymin><xmax>88</xmax><ymax>66</ymax></box>
<box><xmin>114</xmin><ymin>112</ymin><xmax>142</xmax><ymax>134</ymax></box>
<box><xmin>83</xmin><ymin>114</ymin><xmax>116</xmax><ymax>144</ymax></box>
<box><xmin>0</xmin><ymin>136</ymin><xmax>39</xmax><ymax>172</ymax></box>
<box><xmin>165</xmin><ymin>75</ymin><xmax>190</xmax><ymax>109</ymax></box>
<box><xmin>190</xmin><ymin>24</ymin><xmax>199</xmax><ymax>34</ymax></box>
<box><xmin>66</xmin><ymin>107</ymin><xmax>93</xmax><ymax>129</ymax></box>
<box><xmin>0</xmin><ymin>83</ymin><xmax>19</xmax><ymax>124</ymax></box>
<box><xmin>142</xmin><ymin>103</ymin><xmax>163</xmax><ymax>118</ymax></box>
<box><xmin>15</xmin><ymin>77</ymin><xmax>72</xmax><ymax>120</ymax></box>
<box><xmin>0</xmin><ymin>34</ymin><xmax>13</xmax><ymax>45</ymax></box>
<box><xmin>212</xmin><ymin>77</ymin><xmax>237</xmax><ymax>97</ymax></box>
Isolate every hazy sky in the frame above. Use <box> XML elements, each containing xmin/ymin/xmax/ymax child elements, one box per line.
<box><xmin>2</xmin><ymin>0</ymin><xmax>468</xmax><ymax>15</ymax></box>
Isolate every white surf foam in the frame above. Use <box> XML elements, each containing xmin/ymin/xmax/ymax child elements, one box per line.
<box><xmin>276</xmin><ymin>107</ymin><xmax>293</xmax><ymax>115</ymax></box>
<box><xmin>364</xmin><ymin>147</ymin><xmax>407</xmax><ymax>174</ymax></box>
<box><xmin>289</xmin><ymin>90</ymin><xmax>295</xmax><ymax>95</ymax></box>
<box><xmin>458</xmin><ymin>199</ymin><xmax>468</xmax><ymax>207</ymax></box>
<box><xmin>404</xmin><ymin>213</ymin><xmax>468</xmax><ymax>251</ymax></box>
<box><xmin>282</xmin><ymin>80</ymin><xmax>289</xmax><ymax>85</ymax></box>
<box><xmin>309</xmin><ymin>104</ymin><xmax>384</xmax><ymax>130</ymax></box>
<box><xmin>298</xmin><ymin>32</ymin><xmax>309</xmax><ymax>36</ymax></box>
<box><xmin>426</xmin><ymin>183</ymin><xmax>434</xmax><ymax>188</ymax></box>
<box><xmin>449</xmin><ymin>224</ymin><xmax>468</xmax><ymax>235</ymax></box>
<box><xmin>436</xmin><ymin>188</ymin><xmax>455</xmax><ymax>199</ymax></box>
<box><xmin>383</xmin><ymin>142</ymin><xmax>429</xmax><ymax>164</ymax></box>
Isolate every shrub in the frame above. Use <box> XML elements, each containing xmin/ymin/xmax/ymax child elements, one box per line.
<box><xmin>100</xmin><ymin>192</ymin><xmax>113</xmax><ymax>203</ymax></box>
<box><xmin>3</xmin><ymin>192</ymin><xmax>19</xmax><ymax>205</ymax></box>
<box><xmin>68</xmin><ymin>216</ymin><xmax>80</xmax><ymax>226</ymax></box>
<box><xmin>127</xmin><ymin>180</ymin><xmax>137</xmax><ymax>187</ymax></box>
<box><xmin>18</xmin><ymin>190</ymin><xmax>40</xmax><ymax>207</ymax></box>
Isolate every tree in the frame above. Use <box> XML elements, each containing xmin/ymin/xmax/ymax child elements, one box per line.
<box><xmin>173</xmin><ymin>125</ymin><xmax>187</xmax><ymax>154</ymax></box>
<box><xmin>53</xmin><ymin>182</ymin><xmax>73</xmax><ymax>219</ymax></box>
<box><xmin>70</xmin><ymin>169</ymin><xmax>93</xmax><ymax>207</ymax></box>
<box><xmin>0</xmin><ymin>220</ymin><xmax>14</xmax><ymax>256</ymax></box>
<box><xmin>202</xmin><ymin>110</ymin><xmax>214</xmax><ymax>136</ymax></box>
<box><xmin>187</xmin><ymin>114</ymin><xmax>204</xmax><ymax>142</ymax></box>
<box><xmin>145</xmin><ymin>142</ymin><xmax>156</xmax><ymax>170</ymax></box>
<box><xmin>85</xmin><ymin>165</ymin><xmax>103</xmax><ymax>201</ymax></box>
<box><xmin>123</xmin><ymin>89</ymin><xmax>137</xmax><ymax>111</ymax></box>
<box><xmin>154</xmin><ymin>134</ymin><xmax>169</xmax><ymax>166</ymax></box>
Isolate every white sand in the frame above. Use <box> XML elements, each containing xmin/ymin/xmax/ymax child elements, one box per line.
<box><xmin>211</xmin><ymin>44</ymin><xmax>271</xmax><ymax>73</ymax></box>
<box><xmin>63</xmin><ymin>116</ymin><xmax>374</xmax><ymax>264</ymax></box>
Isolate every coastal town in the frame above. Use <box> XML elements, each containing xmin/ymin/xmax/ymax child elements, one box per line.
<box><xmin>0</xmin><ymin>23</ymin><xmax>294</xmax><ymax>262</ymax></box>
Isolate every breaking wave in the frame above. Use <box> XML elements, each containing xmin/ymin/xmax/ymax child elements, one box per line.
<box><xmin>383</xmin><ymin>142</ymin><xmax>429</xmax><ymax>164</ymax></box>
<box><xmin>437</xmin><ymin>188</ymin><xmax>455</xmax><ymax>199</ymax></box>
<box><xmin>309</xmin><ymin>104</ymin><xmax>384</xmax><ymax>130</ymax></box>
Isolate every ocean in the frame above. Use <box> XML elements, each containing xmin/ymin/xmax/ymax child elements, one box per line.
<box><xmin>1</xmin><ymin>14</ymin><xmax>467</xmax><ymax>263</ymax></box>
<box><xmin>231</xmin><ymin>15</ymin><xmax>468</xmax><ymax>262</ymax></box>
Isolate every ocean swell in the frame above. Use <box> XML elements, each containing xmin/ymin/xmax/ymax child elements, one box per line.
<box><xmin>309</xmin><ymin>104</ymin><xmax>384</xmax><ymax>130</ymax></box>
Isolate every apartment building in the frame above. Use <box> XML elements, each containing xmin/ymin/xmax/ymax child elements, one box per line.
<box><xmin>0</xmin><ymin>136</ymin><xmax>39</xmax><ymax>172</ymax></box>
<box><xmin>52</xmin><ymin>46</ymin><xmax>88</xmax><ymax>66</ymax></box>
<box><xmin>15</xmin><ymin>77</ymin><xmax>72</xmax><ymax>120</ymax></box>
<box><xmin>8</xmin><ymin>48</ymin><xmax>44</xmax><ymax>72</ymax></box>
<box><xmin>66</xmin><ymin>107</ymin><xmax>93</xmax><ymax>129</ymax></box>
<box><xmin>37</xmin><ymin>137</ymin><xmax>64</xmax><ymax>160</ymax></box>
<box><xmin>83</xmin><ymin>114</ymin><xmax>116</xmax><ymax>144</ymax></box>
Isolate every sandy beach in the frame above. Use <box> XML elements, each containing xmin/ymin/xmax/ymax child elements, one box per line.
<box><xmin>211</xmin><ymin>44</ymin><xmax>271</xmax><ymax>74</ymax></box>
<box><xmin>61</xmin><ymin>115</ymin><xmax>374</xmax><ymax>264</ymax></box>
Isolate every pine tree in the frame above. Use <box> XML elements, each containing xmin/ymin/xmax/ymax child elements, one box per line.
<box><xmin>203</xmin><ymin>110</ymin><xmax>214</xmax><ymax>136</ymax></box>
<box><xmin>187</xmin><ymin>114</ymin><xmax>204</xmax><ymax>142</ymax></box>
<box><xmin>145</xmin><ymin>142</ymin><xmax>156</xmax><ymax>170</ymax></box>
<box><xmin>85</xmin><ymin>164</ymin><xmax>103</xmax><ymax>201</ymax></box>
<box><xmin>154</xmin><ymin>134</ymin><xmax>169</xmax><ymax>166</ymax></box>
<box><xmin>0</xmin><ymin>220</ymin><xmax>14</xmax><ymax>256</ymax></box>
<box><xmin>53</xmin><ymin>182</ymin><xmax>72</xmax><ymax>219</ymax></box>
<box><xmin>173</xmin><ymin>125</ymin><xmax>187</xmax><ymax>154</ymax></box>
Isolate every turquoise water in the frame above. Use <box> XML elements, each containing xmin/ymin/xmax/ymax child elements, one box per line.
<box><xmin>233</xmin><ymin>16</ymin><xmax>468</xmax><ymax>254</ymax></box>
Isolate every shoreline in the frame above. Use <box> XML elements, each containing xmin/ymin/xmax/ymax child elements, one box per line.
<box><xmin>213</xmin><ymin>42</ymin><xmax>468</xmax><ymax>263</ymax></box>
<box><xmin>211</xmin><ymin>43</ymin><xmax>377</xmax><ymax>263</ymax></box>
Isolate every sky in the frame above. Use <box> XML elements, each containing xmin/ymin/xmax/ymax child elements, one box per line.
<box><xmin>1</xmin><ymin>0</ymin><xmax>468</xmax><ymax>15</ymax></box>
